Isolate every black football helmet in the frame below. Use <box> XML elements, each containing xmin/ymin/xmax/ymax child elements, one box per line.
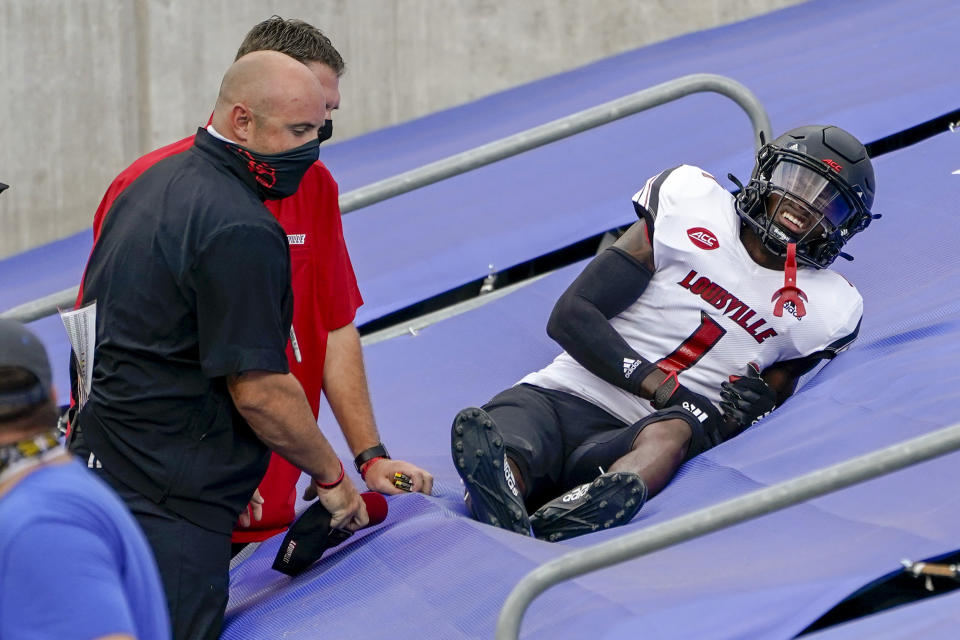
<box><xmin>732</xmin><ymin>125</ymin><xmax>878</xmax><ymax>269</ymax></box>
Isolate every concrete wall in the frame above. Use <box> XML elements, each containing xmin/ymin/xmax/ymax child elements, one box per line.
<box><xmin>0</xmin><ymin>0</ymin><xmax>805</xmax><ymax>259</ymax></box>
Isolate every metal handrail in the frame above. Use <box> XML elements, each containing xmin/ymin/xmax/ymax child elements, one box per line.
<box><xmin>338</xmin><ymin>73</ymin><xmax>771</xmax><ymax>213</ymax></box>
<box><xmin>2</xmin><ymin>289</ymin><xmax>78</xmax><ymax>324</ymax></box>
<box><xmin>496</xmin><ymin>421</ymin><xmax>960</xmax><ymax>639</ymax></box>
<box><xmin>1</xmin><ymin>73</ymin><xmax>770</xmax><ymax>323</ymax></box>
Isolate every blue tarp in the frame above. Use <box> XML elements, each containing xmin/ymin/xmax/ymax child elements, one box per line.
<box><xmin>223</xmin><ymin>130</ymin><xmax>960</xmax><ymax>639</ymax></box>
<box><xmin>2</xmin><ymin>0</ymin><xmax>955</xmax><ymax>323</ymax></box>
<box><xmin>9</xmin><ymin>0</ymin><xmax>957</xmax><ymax>398</ymax></box>
<box><xmin>0</xmin><ymin>1</ymin><xmax>957</xmax><ymax>636</ymax></box>
<box><xmin>5</xmin><ymin>0</ymin><xmax>956</xmax><ymax>398</ymax></box>
<box><xmin>336</xmin><ymin>0</ymin><xmax>957</xmax><ymax>325</ymax></box>
<box><xmin>804</xmin><ymin>590</ymin><xmax>960</xmax><ymax>639</ymax></box>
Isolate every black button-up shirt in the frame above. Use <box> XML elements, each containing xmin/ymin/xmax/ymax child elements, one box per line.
<box><xmin>77</xmin><ymin>128</ymin><xmax>293</xmax><ymax>534</ymax></box>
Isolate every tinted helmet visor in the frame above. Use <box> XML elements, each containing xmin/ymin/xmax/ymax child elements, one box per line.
<box><xmin>769</xmin><ymin>160</ymin><xmax>855</xmax><ymax>230</ymax></box>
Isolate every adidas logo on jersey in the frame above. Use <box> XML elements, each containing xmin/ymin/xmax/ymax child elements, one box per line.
<box><xmin>782</xmin><ymin>300</ymin><xmax>802</xmax><ymax>320</ymax></box>
<box><xmin>287</xmin><ymin>234</ymin><xmax>306</xmax><ymax>245</ymax></box>
<box><xmin>623</xmin><ymin>358</ymin><xmax>642</xmax><ymax>378</ymax></box>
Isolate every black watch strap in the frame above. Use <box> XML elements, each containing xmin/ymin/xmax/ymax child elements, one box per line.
<box><xmin>354</xmin><ymin>444</ymin><xmax>390</xmax><ymax>473</ymax></box>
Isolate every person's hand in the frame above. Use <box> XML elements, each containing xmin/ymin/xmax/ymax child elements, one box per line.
<box><xmin>361</xmin><ymin>457</ymin><xmax>434</xmax><ymax>495</ymax></box>
<box><xmin>720</xmin><ymin>362</ymin><xmax>777</xmax><ymax>428</ymax></box>
<box><xmin>311</xmin><ymin>474</ymin><xmax>368</xmax><ymax>531</ymax></box>
<box><xmin>237</xmin><ymin>488</ymin><xmax>264</xmax><ymax>528</ymax></box>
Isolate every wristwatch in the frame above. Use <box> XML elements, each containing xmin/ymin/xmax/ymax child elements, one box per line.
<box><xmin>353</xmin><ymin>443</ymin><xmax>390</xmax><ymax>473</ymax></box>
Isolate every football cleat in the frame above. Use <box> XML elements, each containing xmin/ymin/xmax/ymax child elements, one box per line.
<box><xmin>451</xmin><ymin>407</ymin><xmax>533</xmax><ymax>536</ymax></box>
<box><xmin>530</xmin><ymin>471</ymin><xmax>647</xmax><ymax>542</ymax></box>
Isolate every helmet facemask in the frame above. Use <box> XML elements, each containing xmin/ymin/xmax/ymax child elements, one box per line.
<box><xmin>736</xmin><ymin>143</ymin><xmax>873</xmax><ymax>269</ymax></box>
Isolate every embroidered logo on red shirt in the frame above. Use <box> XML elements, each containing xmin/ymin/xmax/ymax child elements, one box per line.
<box><xmin>287</xmin><ymin>234</ymin><xmax>306</xmax><ymax>245</ymax></box>
<box><xmin>687</xmin><ymin>227</ymin><xmax>719</xmax><ymax>250</ymax></box>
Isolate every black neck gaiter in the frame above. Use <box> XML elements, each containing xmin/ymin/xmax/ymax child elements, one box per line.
<box><xmin>223</xmin><ymin>137</ymin><xmax>320</xmax><ymax>200</ymax></box>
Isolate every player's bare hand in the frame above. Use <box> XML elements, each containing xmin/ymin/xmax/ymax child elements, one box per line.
<box><xmin>362</xmin><ymin>457</ymin><xmax>434</xmax><ymax>495</ymax></box>
<box><xmin>312</xmin><ymin>473</ymin><xmax>368</xmax><ymax>531</ymax></box>
<box><xmin>237</xmin><ymin>488</ymin><xmax>264</xmax><ymax>528</ymax></box>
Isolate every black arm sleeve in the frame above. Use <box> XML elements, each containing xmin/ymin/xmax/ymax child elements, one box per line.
<box><xmin>546</xmin><ymin>247</ymin><xmax>656</xmax><ymax>395</ymax></box>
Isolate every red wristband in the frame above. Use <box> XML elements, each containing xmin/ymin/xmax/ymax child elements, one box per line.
<box><xmin>316</xmin><ymin>460</ymin><xmax>345</xmax><ymax>489</ymax></box>
<box><xmin>359</xmin><ymin>456</ymin><xmax>387</xmax><ymax>481</ymax></box>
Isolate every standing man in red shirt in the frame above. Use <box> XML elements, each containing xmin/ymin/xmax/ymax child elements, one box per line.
<box><xmin>79</xmin><ymin>17</ymin><xmax>433</xmax><ymax>548</ymax></box>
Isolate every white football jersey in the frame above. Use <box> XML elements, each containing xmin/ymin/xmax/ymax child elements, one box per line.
<box><xmin>520</xmin><ymin>164</ymin><xmax>863</xmax><ymax>425</ymax></box>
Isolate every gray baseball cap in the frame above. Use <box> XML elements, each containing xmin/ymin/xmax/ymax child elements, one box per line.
<box><xmin>0</xmin><ymin>318</ymin><xmax>53</xmax><ymax>407</ymax></box>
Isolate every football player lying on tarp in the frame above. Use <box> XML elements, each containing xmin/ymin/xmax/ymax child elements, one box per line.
<box><xmin>451</xmin><ymin>125</ymin><xmax>879</xmax><ymax>541</ymax></box>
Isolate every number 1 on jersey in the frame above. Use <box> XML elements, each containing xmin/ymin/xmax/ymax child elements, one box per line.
<box><xmin>657</xmin><ymin>311</ymin><xmax>726</xmax><ymax>374</ymax></box>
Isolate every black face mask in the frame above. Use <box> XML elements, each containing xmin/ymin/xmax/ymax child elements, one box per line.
<box><xmin>318</xmin><ymin>119</ymin><xmax>333</xmax><ymax>144</ymax></box>
<box><xmin>227</xmin><ymin>137</ymin><xmax>320</xmax><ymax>200</ymax></box>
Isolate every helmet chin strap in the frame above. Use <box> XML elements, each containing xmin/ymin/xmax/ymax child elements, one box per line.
<box><xmin>771</xmin><ymin>242</ymin><xmax>807</xmax><ymax>318</ymax></box>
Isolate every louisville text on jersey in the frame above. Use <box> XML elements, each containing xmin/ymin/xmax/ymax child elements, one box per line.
<box><xmin>678</xmin><ymin>270</ymin><xmax>778</xmax><ymax>344</ymax></box>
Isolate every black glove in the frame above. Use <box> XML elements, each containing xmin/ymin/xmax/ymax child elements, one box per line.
<box><xmin>651</xmin><ymin>371</ymin><xmax>726</xmax><ymax>446</ymax></box>
<box><xmin>720</xmin><ymin>362</ymin><xmax>777</xmax><ymax>428</ymax></box>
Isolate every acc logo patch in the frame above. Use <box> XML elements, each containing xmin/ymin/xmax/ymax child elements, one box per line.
<box><xmin>822</xmin><ymin>158</ymin><xmax>843</xmax><ymax>173</ymax></box>
<box><xmin>687</xmin><ymin>227</ymin><xmax>719</xmax><ymax>250</ymax></box>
